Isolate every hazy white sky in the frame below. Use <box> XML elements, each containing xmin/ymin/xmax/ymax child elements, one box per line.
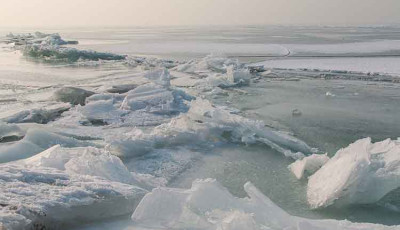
<box><xmin>0</xmin><ymin>0</ymin><xmax>399</xmax><ymax>27</ymax></box>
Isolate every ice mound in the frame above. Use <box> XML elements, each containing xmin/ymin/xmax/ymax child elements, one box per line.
<box><xmin>173</xmin><ymin>54</ymin><xmax>242</xmax><ymax>74</ymax></box>
<box><xmin>24</xmin><ymin>145</ymin><xmax>137</xmax><ymax>184</ymax></box>
<box><xmin>120</xmin><ymin>83</ymin><xmax>193</xmax><ymax>115</ymax></box>
<box><xmin>125</xmin><ymin>56</ymin><xmax>178</xmax><ymax>69</ymax></box>
<box><xmin>53</xmin><ymin>87</ymin><xmax>95</xmax><ymax>106</ymax></box>
<box><xmin>307</xmin><ymin>138</ymin><xmax>400</xmax><ymax>209</ymax></box>
<box><xmin>109</xmin><ymin>98</ymin><xmax>312</xmax><ymax>159</ymax></box>
<box><xmin>79</xmin><ymin>100</ymin><xmax>126</xmax><ymax>125</ymax></box>
<box><xmin>144</xmin><ymin>68</ymin><xmax>171</xmax><ymax>87</ymax></box>
<box><xmin>85</xmin><ymin>93</ymin><xmax>125</xmax><ymax>104</ymax></box>
<box><xmin>289</xmin><ymin>154</ymin><xmax>330</xmax><ymax>179</ymax></box>
<box><xmin>39</xmin><ymin>33</ymin><xmax>78</xmax><ymax>46</ymax></box>
<box><xmin>151</xmin><ymin>99</ymin><xmax>313</xmax><ymax>159</ymax></box>
<box><xmin>4</xmin><ymin>32</ymin><xmax>77</xmax><ymax>47</ymax></box>
<box><xmin>126</xmin><ymin>148</ymin><xmax>200</xmax><ymax>184</ymax></box>
<box><xmin>23</xmin><ymin>44</ymin><xmax>126</xmax><ymax>62</ymax></box>
<box><xmin>0</xmin><ymin>160</ymin><xmax>146</xmax><ymax>230</ymax></box>
<box><xmin>197</xmin><ymin>67</ymin><xmax>251</xmax><ymax>89</ymax></box>
<box><xmin>106</xmin><ymin>84</ymin><xmax>138</xmax><ymax>94</ymax></box>
<box><xmin>119</xmin><ymin>68</ymin><xmax>194</xmax><ymax>116</ymax></box>
<box><xmin>132</xmin><ymin>179</ymin><xmax>396</xmax><ymax>230</ymax></box>
<box><xmin>0</xmin><ymin>122</ymin><xmax>24</xmax><ymax>143</ymax></box>
<box><xmin>0</xmin><ymin>129</ymin><xmax>95</xmax><ymax>163</ymax></box>
<box><xmin>3</xmin><ymin>104</ymin><xmax>71</xmax><ymax>124</ymax></box>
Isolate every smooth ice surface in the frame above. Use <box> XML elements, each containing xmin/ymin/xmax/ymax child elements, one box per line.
<box><xmin>308</xmin><ymin>138</ymin><xmax>400</xmax><ymax>209</ymax></box>
<box><xmin>131</xmin><ymin>179</ymin><xmax>398</xmax><ymax>230</ymax></box>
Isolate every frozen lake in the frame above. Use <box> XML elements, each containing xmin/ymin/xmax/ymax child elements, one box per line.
<box><xmin>1</xmin><ymin>26</ymin><xmax>400</xmax><ymax>230</ymax></box>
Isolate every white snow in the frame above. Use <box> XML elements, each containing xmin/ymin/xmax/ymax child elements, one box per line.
<box><xmin>307</xmin><ymin>137</ymin><xmax>400</xmax><ymax>209</ymax></box>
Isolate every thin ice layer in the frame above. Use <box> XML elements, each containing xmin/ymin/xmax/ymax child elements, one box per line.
<box><xmin>307</xmin><ymin>137</ymin><xmax>400</xmax><ymax>209</ymax></box>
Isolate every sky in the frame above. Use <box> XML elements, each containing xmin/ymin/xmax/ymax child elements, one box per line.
<box><xmin>0</xmin><ymin>0</ymin><xmax>399</xmax><ymax>27</ymax></box>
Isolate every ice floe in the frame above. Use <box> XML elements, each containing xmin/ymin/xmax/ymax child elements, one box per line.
<box><xmin>308</xmin><ymin>138</ymin><xmax>400</xmax><ymax>209</ymax></box>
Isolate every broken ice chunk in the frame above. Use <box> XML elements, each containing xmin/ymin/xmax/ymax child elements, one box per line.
<box><xmin>289</xmin><ymin>154</ymin><xmax>330</xmax><ymax>179</ymax></box>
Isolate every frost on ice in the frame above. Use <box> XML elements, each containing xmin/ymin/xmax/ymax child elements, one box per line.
<box><xmin>132</xmin><ymin>179</ymin><xmax>397</xmax><ymax>230</ymax></box>
<box><xmin>307</xmin><ymin>137</ymin><xmax>400</xmax><ymax>209</ymax></box>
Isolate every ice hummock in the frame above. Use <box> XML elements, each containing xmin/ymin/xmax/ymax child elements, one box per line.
<box><xmin>111</xmin><ymin>98</ymin><xmax>314</xmax><ymax>160</ymax></box>
<box><xmin>23</xmin><ymin>44</ymin><xmax>127</xmax><ymax>62</ymax></box>
<box><xmin>131</xmin><ymin>179</ymin><xmax>397</xmax><ymax>230</ymax></box>
<box><xmin>307</xmin><ymin>137</ymin><xmax>400</xmax><ymax>209</ymax></box>
<box><xmin>120</xmin><ymin>69</ymin><xmax>194</xmax><ymax>115</ymax></box>
<box><xmin>0</xmin><ymin>146</ymin><xmax>147</xmax><ymax>230</ymax></box>
<box><xmin>173</xmin><ymin>54</ymin><xmax>242</xmax><ymax>74</ymax></box>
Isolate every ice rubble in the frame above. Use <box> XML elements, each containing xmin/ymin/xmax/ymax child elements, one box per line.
<box><xmin>132</xmin><ymin>179</ymin><xmax>397</xmax><ymax>230</ymax></box>
<box><xmin>173</xmin><ymin>54</ymin><xmax>242</xmax><ymax>74</ymax></box>
<box><xmin>307</xmin><ymin>138</ymin><xmax>400</xmax><ymax>209</ymax></box>
<box><xmin>111</xmin><ymin>98</ymin><xmax>314</xmax><ymax>159</ymax></box>
<box><xmin>2</xmin><ymin>104</ymin><xmax>71</xmax><ymax>124</ymax></box>
<box><xmin>79</xmin><ymin>99</ymin><xmax>126</xmax><ymax>125</ymax></box>
<box><xmin>23</xmin><ymin>44</ymin><xmax>127</xmax><ymax>62</ymax></box>
<box><xmin>5</xmin><ymin>32</ymin><xmax>126</xmax><ymax>63</ymax></box>
<box><xmin>289</xmin><ymin>154</ymin><xmax>330</xmax><ymax>179</ymax></box>
<box><xmin>120</xmin><ymin>69</ymin><xmax>194</xmax><ymax>115</ymax></box>
<box><xmin>4</xmin><ymin>32</ymin><xmax>78</xmax><ymax>46</ymax></box>
<box><xmin>0</xmin><ymin>146</ymin><xmax>147</xmax><ymax>230</ymax></box>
